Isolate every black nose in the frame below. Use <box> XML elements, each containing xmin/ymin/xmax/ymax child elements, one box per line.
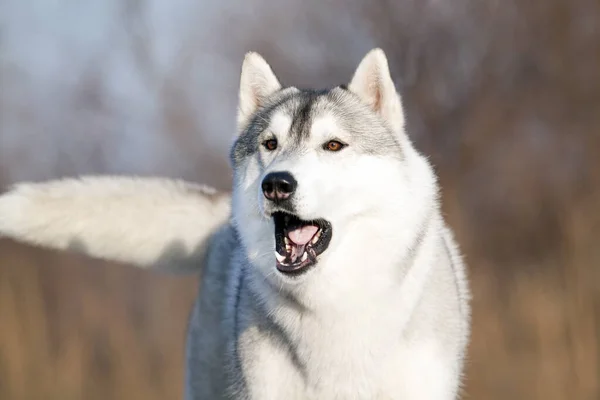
<box><xmin>262</xmin><ymin>171</ymin><xmax>297</xmax><ymax>202</ymax></box>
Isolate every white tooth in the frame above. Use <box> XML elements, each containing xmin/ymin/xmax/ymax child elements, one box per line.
<box><xmin>301</xmin><ymin>252</ymin><xmax>308</xmax><ymax>262</ymax></box>
<box><xmin>275</xmin><ymin>251</ymin><xmax>286</xmax><ymax>263</ymax></box>
<box><xmin>311</xmin><ymin>231</ymin><xmax>321</xmax><ymax>244</ymax></box>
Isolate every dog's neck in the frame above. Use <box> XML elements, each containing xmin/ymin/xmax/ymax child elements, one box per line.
<box><xmin>239</xmin><ymin>212</ymin><xmax>445</xmax><ymax>394</ymax></box>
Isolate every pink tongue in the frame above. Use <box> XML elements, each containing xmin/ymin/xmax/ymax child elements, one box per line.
<box><xmin>287</xmin><ymin>225</ymin><xmax>318</xmax><ymax>245</ymax></box>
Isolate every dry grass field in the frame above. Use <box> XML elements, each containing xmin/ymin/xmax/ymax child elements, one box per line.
<box><xmin>1</xmin><ymin>0</ymin><xmax>599</xmax><ymax>398</ymax></box>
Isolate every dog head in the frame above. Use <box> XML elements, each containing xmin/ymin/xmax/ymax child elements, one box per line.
<box><xmin>230</xmin><ymin>49</ymin><xmax>437</xmax><ymax>290</ymax></box>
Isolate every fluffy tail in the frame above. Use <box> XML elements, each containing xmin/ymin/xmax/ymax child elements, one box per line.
<box><xmin>0</xmin><ymin>176</ymin><xmax>231</xmax><ymax>274</ymax></box>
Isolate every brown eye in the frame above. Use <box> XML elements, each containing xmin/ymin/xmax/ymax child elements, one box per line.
<box><xmin>263</xmin><ymin>138</ymin><xmax>278</xmax><ymax>151</ymax></box>
<box><xmin>323</xmin><ymin>140</ymin><xmax>346</xmax><ymax>152</ymax></box>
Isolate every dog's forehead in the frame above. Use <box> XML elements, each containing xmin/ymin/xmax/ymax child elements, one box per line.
<box><xmin>309</xmin><ymin>115</ymin><xmax>339</xmax><ymax>138</ymax></box>
<box><xmin>231</xmin><ymin>87</ymin><xmax>400</xmax><ymax>165</ymax></box>
<box><xmin>268</xmin><ymin>112</ymin><xmax>293</xmax><ymax>138</ymax></box>
<box><xmin>270</xmin><ymin>89</ymin><xmax>353</xmax><ymax>139</ymax></box>
<box><xmin>268</xmin><ymin>105</ymin><xmax>339</xmax><ymax>140</ymax></box>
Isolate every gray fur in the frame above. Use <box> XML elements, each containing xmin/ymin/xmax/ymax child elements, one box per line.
<box><xmin>232</xmin><ymin>87</ymin><xmax>402</xmax><ymax>166</ymax></box>
<box><xmin>183</xmin><ymin>50</ymin><xmax>470</xmax><ymax>399</ymax></box>
<box><xmin>0</xmin><ymin>49</ymin><xmax>470</xmax><ymax>400</ymax></box>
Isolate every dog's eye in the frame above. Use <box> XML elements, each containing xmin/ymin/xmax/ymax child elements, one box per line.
<box><xmin>323</xmin><ymin>140</ymin><xmax>346</xmax><ymax>152</ymax></box>
<box><xmin>262</xmin><ymin>138</ymin><xmax>278</xmax><ymax>151</ymax></box>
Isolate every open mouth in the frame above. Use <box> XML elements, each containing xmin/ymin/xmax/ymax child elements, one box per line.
<box><xmin>272</xmin><ymin>211</ymin><xmax>332</xmax><ymax>276</ymax></box>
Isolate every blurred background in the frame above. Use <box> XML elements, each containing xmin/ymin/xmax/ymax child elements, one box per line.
<box><xmin>0</xmin><ymin>0</ymin><xmax>599</xmax><ymax>398</ymax></box>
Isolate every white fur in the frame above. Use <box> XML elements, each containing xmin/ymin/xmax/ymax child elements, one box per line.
<box><xmin>349</xmin><ymin>48</ymin><xmax>406</xmax><ymax>135</ymax></box>
<box><xmin>0</xmin><ymin>49</ymin><xmax>470</xmax><ymax>399</ymax></box>
<box><xmin>228</xmin><ymin>49</ymin><xmax>469</xmax><ymax>399</ymax></box>
<box><xmin>237</xmin><ymin>52</ymin><xmax>282</xmax><ymax>131</ymax></box>
<box><xmin>0</xmin><ymin>176</ymin><xmax>230</xmax><ymax>273</ymax></box>
<box><xmin>269</xmin><ymin>112</ymin><xmax>293</xmax><ymax>138</ymax></box>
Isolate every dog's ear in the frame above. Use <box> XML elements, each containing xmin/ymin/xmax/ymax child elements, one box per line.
<box><xmin>237</xmin><ymin>52</ymin><xmax>282</xmax><ymax>132</ymax></box>
<box><xmin>348</xmin><ymin>48</ymin><xmax>405</xmax><ymax>134</ymax></box>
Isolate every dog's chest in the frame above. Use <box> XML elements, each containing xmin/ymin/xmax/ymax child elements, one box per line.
<box><xmin>235</xmin><ymin>310</ymin><xmax>412</xmax><ymax>399</ymax></box>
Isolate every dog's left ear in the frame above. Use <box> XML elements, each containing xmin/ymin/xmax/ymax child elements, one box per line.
<box><xmin>237</xmin><ymin>52</ymin><xmax>282</xmax><ymax>132</ymax></box>
<box><xmin>348</xmin><ymin>48</ymin><xmax>405</xmax><ymax>134</ymax></box>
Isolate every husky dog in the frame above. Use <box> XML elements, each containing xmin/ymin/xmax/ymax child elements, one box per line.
<box><xmin>0</xmin><ymin>49</ymin><xmax>470</xmax><ymax>399</ymax></box>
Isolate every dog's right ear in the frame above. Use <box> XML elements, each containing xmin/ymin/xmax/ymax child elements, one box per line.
<box><xmin>237</xmin><ymin>52</ymin><xmax>282</xmax><ymax>132</ymax></box>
